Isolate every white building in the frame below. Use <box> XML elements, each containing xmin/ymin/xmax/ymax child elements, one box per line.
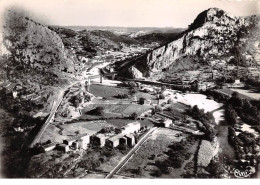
<box><xmin>121</xmin><ymin>122</ymin><xmax>141</xmax><ymax>134</ymax></box>
<box><xmin>162</xmin><ymin>119</ymin><xmax>173</xmax><ymax>128</ymax></box>
<box><xmin>78</xmin><ymin>135</ymin><xmax>90</xmax><ymax>150</ymax></box>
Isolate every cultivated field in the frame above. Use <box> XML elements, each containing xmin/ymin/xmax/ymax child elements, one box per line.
<box><xmin>118</xmin><ymin>128</ymin><xmax>199</xmax><ymax>178</ymax></box>
<box><xmin>122</xmin><ymin>104</ymin><xmax>152</xmax><ymax>115</ymax></box>
<box><xmin>89</xmin><ymin>84</ymin><xmax>129</xmax><ymax>99</ymax></box>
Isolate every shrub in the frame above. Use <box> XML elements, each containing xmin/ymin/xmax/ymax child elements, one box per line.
<box><xmin>153</xmin><ymin>105</ymin><xmax>163</xmax><ymax>114</ymax></box>
<box><xmin>93</xmin><ymin>106</ymin><xmax>104</xmax><ymax>115</ymax></box>
<box><xmin>116</xmin><ymin>94</ymin><xmax>129</xmax><ymax>99</ymax></box>
<box><xmin>161</xmin><ymin>85</ymin><xmax>166</xmax><ymax>92</ymax></box>
<box><xmin>152</xmin><ymin>169</ymin><xmax>162</xmax><ymax>177</ymax></box>
<box><xmin>130</xmin><ymin>112</ymin><xmax>138</xmax><ymax>120</ymax></box>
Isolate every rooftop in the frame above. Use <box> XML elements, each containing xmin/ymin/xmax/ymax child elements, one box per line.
<box><xmin>108</xmin><ymin>133</ymin><xmax>124</xmax><ymax>142</ymax></box>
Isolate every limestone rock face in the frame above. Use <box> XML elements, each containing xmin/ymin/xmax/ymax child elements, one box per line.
<box><xmin>0</xmin><ymin>11</ymin><xmax>82</xmax><ymax>77</ymax></box>
<box><xmin>127</xmin><ymin>8</ymin><xmax>260</xmax><ymax>79</ymax></box>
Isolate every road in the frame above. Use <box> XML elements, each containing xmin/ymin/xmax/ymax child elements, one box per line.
<box><xmin>29</xmin><ymin>75</ymin><xmax>99</xmax><ymax>148</ymax></box>
<box><xmin>105</xmin><ymin>127</ymin><xmax>158</xmax><ymax>179</ymax></box>
<box><xmin>29</xmin><ymin>89</ymin><xmax>64</xmax><ymax>148</ymax></box>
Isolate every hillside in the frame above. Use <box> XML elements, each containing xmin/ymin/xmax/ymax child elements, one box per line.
<box><xmin>0</xmin><ymin>10</ymin><xmax>83</xmax><ymax>116</ymax></box>
<box><xmin>116</xmin><ymin>8</ymin><xmax>260</xmax><ymax>81</ymax></box>
<box><xmin>135</xmin><ymin>30</ymin><xmax>185</xmax><ymax>45</ymax></box>
<box><xmin>50</xmin><ymin>27</ymin><xmax>141</xmax><ymax>58</ymax></box>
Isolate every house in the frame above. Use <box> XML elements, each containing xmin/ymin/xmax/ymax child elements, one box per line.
<box><xmin>63</xmin><ymin>139</ymin><xmax>76</xmax><ymax>146</ymax></box>
<box><xmin>125</xmin><ymin>134</ymin><xmax>135</xmax><ymax>146</ymax></box>
<box><xmin>162</xmin><ymin>118</ymin><xmax>172</xmax><ymax>128</ymax></box>
<box><xmin>121</xmin><ymin>122</ymin><xmax>141</xmax><ymax>135</ymax></box>
<box><xmin>78</xmin><ymin>135</ymin><xmax>90</xmax><ymax>150</ymax></box>
<box><xmin>106</xmin><ymin>133</ymin><xmax>124</xmax><ymax>148</ymax></box>
<box><xmin>42</xmin><ymin>143</ymin><xmax>56</xmax><ymax>152</ymax></box>
<box><xmin>12</xmin><ymin>91</ymin><xmax>18</xmax><ymax>99</ymax></box>
<box><xmin>56</xmin><ymin>144</ymin><xmax>69</xmax><ymax>153</ymax></box>
<box><xmin>119</xmin><ymin>137</ymin><xmax>127</xmax><ymax>145</ymax></box>
<box><xmin>91</xmin><ymin>133</ymin><xmax>107</xmax><ymax>147</ymax></box>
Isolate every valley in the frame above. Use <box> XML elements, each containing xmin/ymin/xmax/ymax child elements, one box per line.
<box><xmin>0</xmin><ymin>5</ymin><xmax>260</xmax><ymax>179</ymax></box>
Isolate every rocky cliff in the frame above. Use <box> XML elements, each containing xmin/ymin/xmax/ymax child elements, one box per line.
<box><xmin>121</xmin><ymin>8</ymin><xmax>260</xmax><ymax>80</ymax></box>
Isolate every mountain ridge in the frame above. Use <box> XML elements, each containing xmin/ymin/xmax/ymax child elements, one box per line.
<box><xmin>116</xmin><ymin>8</ymin><xmax>260</xmax><ymax>81</ymax></box>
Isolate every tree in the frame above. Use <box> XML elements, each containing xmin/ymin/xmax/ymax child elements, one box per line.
<box><xmin>229</xmin><ymin>92</ymin><xmax>243</xmax><ymax>108</ymax></box>
<box><xmin>129</xmin><ymin>81</ymin><xmax>136</xmax><ymax>88</ymax></box>
<box><xmin>130</xmin><ymin>112</ymin><xmax>138</xmax><ymax>120</ymax></box>
<box><xmin>95</xmin><ymin>106</ymin><xmax>104</xmax><ymax>115</ymax></box>
<box><xmin>191</xmin><ymin>80</ymin><xmax>199</xmax><ymax>92</ymax></box>
<box><xmin>74</xmin><ymin>99</ymin><xmax>80</xmax><ymax>108</ymax></box>
<box><xmin>161</xmin><ymin>85</ymin><xmax>166</xmax><ymax>93</ymax></box>
<box><xmin>130</xmin><ymin>87</ymin><xmax>138</xmax><ymax>94</ymax></box>
<box><xmin>139</xmin><ymin>97</ymin><xmax>146</xmax><ymax>105</ymax></box>
<box><xmin>159</xmin><ymin>93</ymin><xmax>165</xmax><ymax>99</ymax></box>
<box><xmin>153</xmin><ymin>105</ymin><xmax>162</xmax><ymax>114</ymax></box>
<box><xmin>167</xmin><ymin>98</ymin><xmax>173</xmax><ymax>104</ymax></box>
<box><xmin>225</xmin><ymin>105</ymin><xmax>237</xmax><ymax>125</ymax></box>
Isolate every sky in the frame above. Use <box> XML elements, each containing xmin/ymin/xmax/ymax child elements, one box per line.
<box><xmin>0</xmin><ymin>0</ymin><xmax>259</xmax><ymax>28</ymax></box>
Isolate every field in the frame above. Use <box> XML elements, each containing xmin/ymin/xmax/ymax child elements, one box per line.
<box><xmin>122</xmin><ymin>104</ymin><xmax>152</xmax><ymax>115</ymax></box>
<box><xmin>89</xmin><ymin>84</ymin><xmax>129</xmax><ymax>99</ymax></box>
<box><xmin>107</xmin><ymin>118</ymin><xmax>154</xmax><ymax>128</ymax></box>
<box><xmin>80</xmin><ymin>103</ymin><xmax>152</xmax><ymax>120</ymax></box>
<box><xmin>217</xmin><ymin>88</ymin><xmax>255</xmax><ymax>100</ymax></box>
<box><xmin>135</xmin><ymin>92</ymin><xmax>156</xmax><ymax>102</ymax></box>
<box><xmin>230</xmin><ymin>88</ymin><xmax>260</xmax><ymax>100</ymax></box>
<box><xmin>118</xmin><ymin>128</ymin><xmax>199</xmax><ymax>178</ymax></box>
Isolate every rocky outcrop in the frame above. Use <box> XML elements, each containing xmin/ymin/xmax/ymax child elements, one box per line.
<box><xmin>1</xmin><ymin>11</ymin><xmax>83</xmax><ymax>77</ymax></box>
<box><xmin>197</xmin><ymin>138</ymin><xmax>219</xmax><ymax>168</ymax></box>
<box><xmin>124</xmin><ymin>8</ymin><xmax>260</xmax><ymax>79</ymax></box>
<box><xmin>126</xmin><ymin>66</ymin><xmax>143</xmax><ymax>79</ymax></box>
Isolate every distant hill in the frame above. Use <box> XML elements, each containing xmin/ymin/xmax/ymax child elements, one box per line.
<box><xmin>49</xmin><ymin>26</ymin><xmax>184</xmax><ymax>58</ymax></box>
<box><xmin>135</xmin><ymin>32</ymin><xmax>183</xmax><ymax>45</ymax></box>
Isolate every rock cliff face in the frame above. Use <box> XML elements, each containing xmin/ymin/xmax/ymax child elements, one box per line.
<box><xmin>123</xmin><ymin>8</ymin><xmax>260</xmax><ymax>79</ymax></box>
<box><xmin>1</xmin><ymin>10</ymin><xmax>82</xmax><ymax>77</ymax></box>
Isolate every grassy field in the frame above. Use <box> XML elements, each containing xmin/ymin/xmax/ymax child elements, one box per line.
<box><xmin>80</xmin><ymin>104</ymin><xmax>127</xmax><ymax>120</ymax></box>
<box><xmin>122</xmin><ymin>104</ymin><xmax>152</xmax><ymax>115</ymax></box>
<box><xmin>135</xmin><ymin>92</ymin><xmax>156</xmax><ymax>101</ymax></box>
<box><xmin>107</xmin><ymin>118</ymin><xmax>154</xmax><ymax>128</ymax></box>
<box><xmin>118</xmin><ymin>128</ymin><xmax>198</xmax><ymax>178</ymax></box>
<box><xmin>89</xmin><ymin>84</ymin><xmax>129</xmax><ymax>99</ymax></box>
<box><xmin>80</xmin><ymin>103</ymin><xmax>152</xmax><ymax>120</ymax></box>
